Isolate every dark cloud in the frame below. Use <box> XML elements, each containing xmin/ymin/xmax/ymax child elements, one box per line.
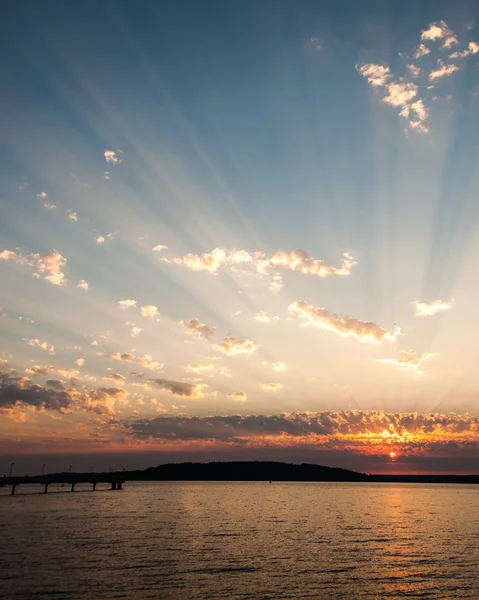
<box><xmin>149</xmin><ymin>378</ymin><xmax>203</xmax><ymax>398</ymax></box>
<box><xmin>0</xmin><ymin>371</ymin><xmax>73</xmax><ymax>413</ymax></box>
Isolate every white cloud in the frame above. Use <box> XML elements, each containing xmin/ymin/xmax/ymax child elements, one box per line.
<box><xmin>164</xmin><ymin>247</ymin><xmax>355</xmax><ymax>292</ymax></box>
<box><xmin>414</xmin><ymin>44</ymin><xmax>431</xmax><ymax>59</ymax></box>
<box><xmin>289</xmin><ymin>301</ymin><xmax>400</xmax><ymax>344</ymax></box>
<box><xmin>407</xmin><ymin>64</ymin><xmax>421</xmax><ymax>77</ymax></box>
<box><xmin>75</xmin><ymin>358</ymin><xmax>85</xmax><ymax>367</ymax></box>
<box><xmin>43</xmin><ymin>203</ymin><xmax>57</xmax><ymax>210</ymax></box>
<box><xmin>383</xmin><ymin>82</ymin><xmax>418</xmax><ymax>107</ymax></box>
<box><xmin>36</xmin><ymin>191</ymin><xmax>48</xmax><ymax>199</ymax></box>
<box><xmin>185</xmin><ymin>318</ymin><xmax>216</xmax><ymax>339</ymax></box>
<box><xmin>119</xmin><ymin>299</ymin><xmax>137</xmax><ymax>309</ymax></box>
<box><xmin>104</xmin><ymin>373</ymin><xmax>126</xmax><ymax>385</ymax></box>
<box><xmin>450</xmin><ymin>41</ymin><xmax>479</xmax><ymax>59</ymax></box>
<box><xmin>31</xmin><ymin>251</ymin><xmax>67</xmax><ymax>286</ymax></box>
<box><xmin>77</xmin><ymin>280</ymin><xmax>89</xmax><ymax>291</ymax></box>
<box><xmin>112</xmin><ymin>351</ymin><xmax>163</xmax><ymax>372</ymax></box>
<box><xmin>412</xmin><ymin>299</ymin><xmax>453</xmax><ymax>317</ymax></box>
<box><xmin>272</xmin><ymin>361</ymin><xmax>287</xmax><ymax>372</ymax></box>
<box><xmin>229</xmin><ymin>391</ymin><xmax>248</xmax><ymax>402</ymax></box>
<box><xmin>104</xmin><ymin>150</ymin><xmax>123</xmax><ymax>165</ymax></box>
<box><xmin>103</xmin><ymin>171</ymin><xmax>111</xmax><ymax>180</ymax></box>
<box><xmin>215</xmin><ymin>335</ymin><xmax>258</xmax><ymax>356</ymax></box>
<box><xmin>356</xmin><ymin>63</ymin><xmax>391</xmax><ymax>87</ymax></box>
<box><xmin>255</xmin><ymin>311</ymin><xmax>272</xmax><ymax>322</ymax></box>
<box><xmin>129</xmin><ymin>326</ymin><xmax>143</xmax><ymax>337</ymax></box>
<box><xmin>152</xmin><ymin>244</ymin><xmax>168</xmax><ymax>252</ymax></box>
<box><xmin>68</xmin><ymin>211</ymin><xmax>78</xmax><ymax>222</ymax></box>
<box><xmin>260</xmin><ymin>382</ymin><xmax>283</xmax><ymax>391</ymax></box>
<box><xmin>186</xmin><ymin>363</ymin><xmax>214</xmax><ymax>374</ymax></box>
<box><xmin>429</xmin><ymin>61</ymin><xmax>460</xmax><ymax>80</ymax></box>
<box><xmin>442</xmin><ymin>35</ymin><xmax>459</xmax><ymax>49</ymax></box>
<box><xmin>421</xmin><ymin>21</ymin><xmax>451</xmax><ymax>42</ymax></box>
<box><xmin>379</xmin><ymin>350</ymin><xmax>432</xmax><ymax>375</ymax></box>
<box><xmin>140</xmin><ymin>305</ymin><xmax>159</xmax><ymax>319</ymax></box>
<box><xmin>25</xmin><ymin>338</ymin><xmax>55</xmax><ymax>354</ymax></box>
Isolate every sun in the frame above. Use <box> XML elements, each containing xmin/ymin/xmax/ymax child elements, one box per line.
<box><xmin>389</xmin><ymin>451</ymin><xmax>397</xmax><ymax>459</ymax></box>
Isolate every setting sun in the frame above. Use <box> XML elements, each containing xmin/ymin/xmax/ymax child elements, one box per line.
<box><xmin>389</xmin><ymin>452</ymin><xmax>397</xmax><ymax>459</ymax></box>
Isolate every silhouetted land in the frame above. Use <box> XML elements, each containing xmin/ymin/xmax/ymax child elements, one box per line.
<box><xmin>4</xmin><ymin>462</ymin><xmax>479</xmax><ymax>486</ymax></box>
<box><xmin>11</xmin><ymin>461</ymin><xmax>477</xmax><ymax>485</ymax></box>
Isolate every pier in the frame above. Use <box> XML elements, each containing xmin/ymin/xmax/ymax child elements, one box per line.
<box><xmin>1</xmin><ymin>473</ymin><xmax>125</xmax><ymax>495</ymax></box>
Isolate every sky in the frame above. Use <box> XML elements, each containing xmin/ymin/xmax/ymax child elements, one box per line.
<box><xmin>1</xmin><ymin>0</ymin><xmax>479</xmax><ymax>475</ymax></box>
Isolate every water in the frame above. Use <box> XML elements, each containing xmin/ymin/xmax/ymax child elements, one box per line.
<box><xmin>0</xmin><ymin>481</ymin><xmax>478</xmax><ymax>599</ymax></box>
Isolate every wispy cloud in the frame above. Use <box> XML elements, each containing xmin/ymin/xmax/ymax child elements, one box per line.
<box><xmin>429</xmin><ymin>61</ymin><xmax>460</xmax><ymax>81</ymax></box>
<box><xmin>229</xmin><ymin>391</ymin><xmax>248</xmax><ymax>402</ymax></box>
<box><xmin>412</xmin><ymin>299</ymin><xmax>453</xmax><ymax>317</ymax></box>
<box><xmin>289</xmin><ymin>301</ymin><xmax>400</xmax><ymax>344</ymax></box>
<box><xmin>36</xmin><ymin>191</ymin><xmax>48</xmax><ymax>199</ymax></box>
<box><xmin>260</xmin><ymin>382</ymin><xmax>283</xmax><ymax>391</ymax></box>
<box><xmin>77</xmin><ymin>280</ymin><xmax>89</xmax><ymax>291</ymax></box>
<box><xmin>163</xmin><ymin>247</ymin><xmax>355</xmax><ymax>292</ymax></box>
<box><xmin>272</xmin><ymin>362</ymin><xmax>287</xmax><ymax>372</ymax></box>
<box><xmin>450</xmin><ymin>41</ymin><xmax>479</xmax><ymax>59</ymax></box>
<box><xmin>186</xmin><ymin>362</ymin><xmax>215</xmax><ymax>374</ymax></box>
<box><xmin>112</xmin><ymin>351</ymin><xmax>163</xmax><ymax>371</ymax></box>
<box><xmin>379</xmin><ymin>350</ymin><xmax>432</xmax><ymax>375</ymax></box>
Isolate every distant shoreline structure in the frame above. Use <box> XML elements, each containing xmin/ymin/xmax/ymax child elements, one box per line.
<box><xmin>6</xmin><ymin>462</ymin><xmax>478</xmax><ymax>485</ymax></box>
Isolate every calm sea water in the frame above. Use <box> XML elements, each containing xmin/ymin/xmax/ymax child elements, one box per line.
<box><xmin>0</xmin><ymin>481</ymin><xmax>478</xmax><ymax>599</ymax></box>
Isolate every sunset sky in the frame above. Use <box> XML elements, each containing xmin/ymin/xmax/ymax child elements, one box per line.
<box><xmin>1</xmin><ymin>0</ymin><xmax>479</xmax><ymax>475</ymax></box>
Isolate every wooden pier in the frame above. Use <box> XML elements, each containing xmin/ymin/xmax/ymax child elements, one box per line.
<box><xmin>1</xmin><ymin>473</ymin><xmax>125</xmax><ymax>495</ymax></box>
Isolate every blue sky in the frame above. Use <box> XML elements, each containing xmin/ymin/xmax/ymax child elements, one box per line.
<box><xmin>1</xmin><ymin>1</ymin><xmax>479</xmax><ymax>473</ymax></box>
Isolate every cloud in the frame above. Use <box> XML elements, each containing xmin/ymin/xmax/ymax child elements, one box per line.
<box><xmin>36</xmin><ymin>191</ymin><xmax>48</xmax><ymax>199</ymax></box>
<box><xmin>131</xmin><ymin>372</ymin><xmax>144</xmax><ymax>378</ymax></box>
<box><xmin>356</xmin><ymin>64</ymin><xmax>391</xmax><ymax>87</ymax></box>
<box><xmin>429</xmin><ymin>61</ymin><xmax>460</xmax><ymax>81</ymax></box>
<box><xmin>140</xmin><ymin>305</ymin><xmax>160</xmax><ymax>319</ymax></box>
<box><xmin>45</xmin><ymin>379</ymin><xmax>66</xmax><ymax>391</ymax></box>
<box><xmin>412</xmin><ymin>299</ymin><xmax>453</xmax><ymax>317</ymax></box>
<box><xmin>103</xmin><ymin>171</ymin><xmax>110</xmax><ymax>180</ymax></box>
<box><xmin>378</xmin><ymin>350</ymin><xmax>432</xmax><ymax>375</ymax></box>
<box><xmin>164</xmin><ymin>247</ymin><xmax>355</xmax><ymax>292</ymax></box>
<box><xmin>75</xmin><ymin>358</ymin><xmax>85</xmax><ymax>367</ymax></box>
<box><xmin>104</xmin><ymin>150</ymin><xmax>123</xmax><ymax>165</ymax></box>
<box><xmin>289</xmin><ymin>301</ymin><xmax>400</xmax><ymax>344</ymax></box>
<box><xmin>186</xmin><ymin>363</ymin><xmax>215</xmax><ymax>374</ymax></box>
<box><xmin>104</xmin><ymin>373</ymin><xmax>126</xmax><ymax>385</ymax></box>
<box><xmin>185</xmin><ymin>318</ymin><xmax>216</xmax><ymax>339</ymax></box>
<box><xmin>255</xmin><ymin>311</ymin><xmax>272</xmax><ymax>323</ymax></box>
<box><xmin>119</xmin><ymin>299</ymin><xmax>137</xmax><ymax>309</ymax></box>
<box><xmin>0</xmin><ymin>371</ymin><xmax>74</xmax><ymax>413</ymax></box>
<box><xmin>56</xmin><ymin>368</ymin><xmax>80</xmax><ymax>379</ymax></box>
<box><xmin>229</xmin><ymin>391</ymin><xmax>248</xmax><ymax>402</ymax></box>
<box><xmin>152</xmin><ymin>244</ymin><xmax>168</xmax><ymax>252</ymax></box>
<box><xmin>81</xmin><ymin>386</ymin><xmax>127</xmax><ymax>415</ymax></box>
<box><xmin>96</xmin><ymin>234</ymin><xmax>112</xmax><ymax>245</ymax></box>
<box><xmin>127</xmin><ymin>410</ymin><xmax>479</xmax><ymax>445</ymax></box>
<box><xmin>112</xmin><ymin>351</ymin><xmax>163</xmax><ymax>371</ymax></box>
<box><xmin>383</xmin><ymin>82</ymin><xmax>418</xmax><ymax>106</ymax></box>
<box><xmin>414</xmin><ymin>44</ymin><xmax>431</xmax><ymax>59</ymax></box>
<box><xmin>129</xmin><ymin>326</ymin><xmax>143</xmax><ymax>337</ymax></box>
<box><xmin>214</xmin><ymin>335</ymin><xmax>258</xmax><ymax>356</ymax></box>
<box><xmin>25</xmin><ymin>338</ymin><xmax>55</xmax><ymax>354</ymax></box>
<box><xmin>24</xmin><ymin>365</ymin><xmax>54</xmax><ymax>376</ymax></box>
<box><xmin>77</xmin><ymin>280</ymin><xmax>89</xmax><ymax>291</ymax></box>
<box><xmin>261</xmin><ymin>382</ymin><xmax>283</xmax><ymax>391</ymax></box>
<box><xmin>450</xmin><ymin>41</ymin><xmax>479</xmax><ymax>59</ymax></box>
<box><xmin>68</xmin><ymin>211</ymin><xmax>78</xmax><ymax>221</ymax></box>
<box><xmin>43</xmin><ymin>203</ymin><xmax>57</xmax><ymax>210</ymax></box>
<box><xmin>272</xmin><ymin>362</ymin><xmax>287</xmax><ymax>372</ymax></box>
<box><xmin>421</xmin><ymin>21</ymin><xmax>451</xmax><ymax>42</ymax></box>
<box><xmin>32</xmin><ymin>251</ymin><xmax>67</xmax><ymax>286</ymax></box>
<box><xmin>149</xmin><ymin>378</ymin><xmax>206</xmax><ymax>398</ymax></box>
<box><xmin>407</xmin><ymin>64</ymin><xmax>421</xmax><ymax>77</ymax></box>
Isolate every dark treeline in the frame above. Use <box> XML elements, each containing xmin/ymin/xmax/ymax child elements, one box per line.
<box><xmin>13</xmin><ymin>461</ymin><xmax>479</xmax><ymax>484</ymax></box>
